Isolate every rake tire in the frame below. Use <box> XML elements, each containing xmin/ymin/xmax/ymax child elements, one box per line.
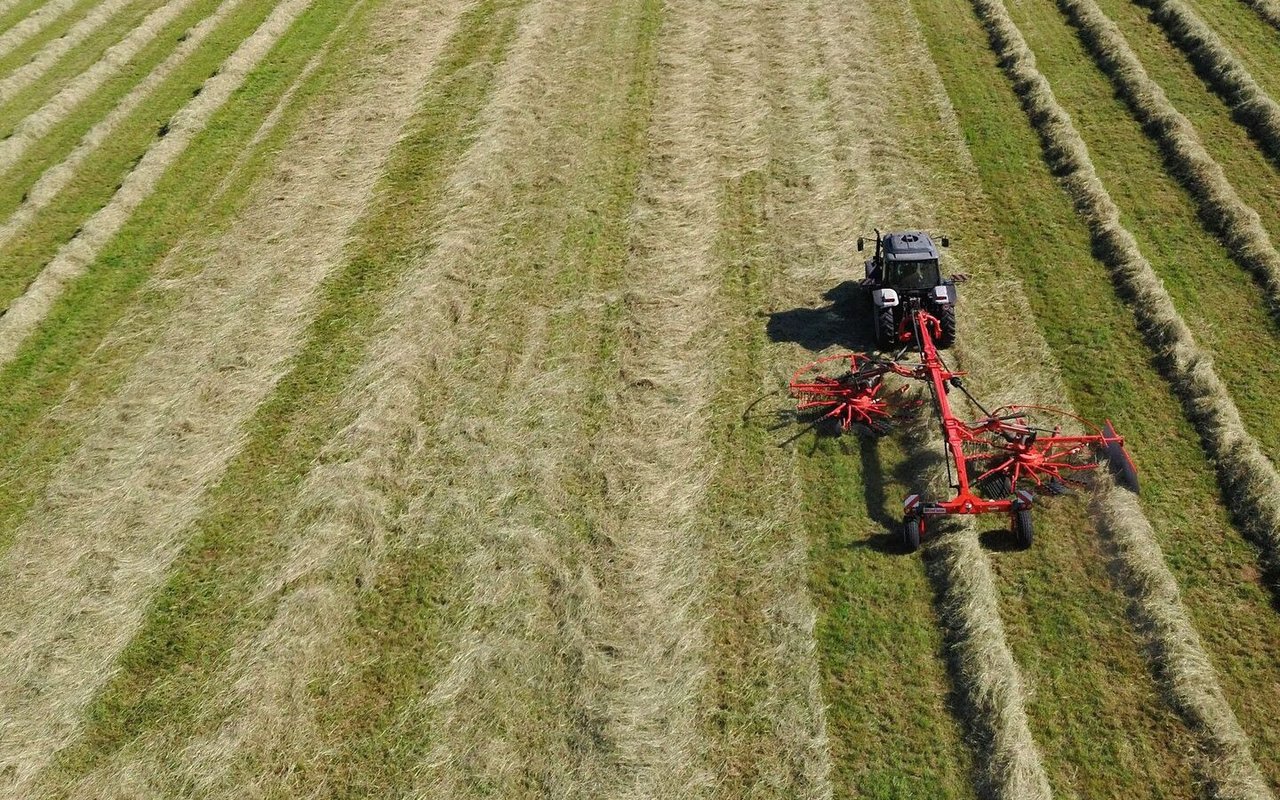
<box><xmin>1012</xmin><ymin>509</ymin><xmax>1034</xmax><ymax>550</ymax></box>
<box><xmin>902</xmin><ymin>515</ymin><xmax>922</xmax><ymax>552</ymax></box>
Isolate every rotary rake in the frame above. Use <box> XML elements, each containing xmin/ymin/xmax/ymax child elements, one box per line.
<box><xmin>789</xmin><ymin>301</ymin><xmax>1139</xmax><ymax>550</ymax></box>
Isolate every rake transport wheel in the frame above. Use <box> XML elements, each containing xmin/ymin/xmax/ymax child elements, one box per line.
<box><xmin>1012</xmin><ymin>509</ymin><xmax>1033</xmax><ymax>549</ymax></box>
<box><xmin>902</xmin><ymin>514</ymin><xmax>923</xmax><ymax>552</ymax></box>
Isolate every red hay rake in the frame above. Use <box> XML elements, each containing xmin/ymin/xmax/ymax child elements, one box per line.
<box><xmin>789</xmin><ymin>304</ymin><xmax>1139</xmax><ymax>550</ymax></box>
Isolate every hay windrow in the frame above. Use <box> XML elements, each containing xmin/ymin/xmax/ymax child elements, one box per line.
<box><xmin>970</xmin><ymin>0</ymin><xmax>1275</xmax><ymax>792</ymax></box>
<box><xmin>0</xmin><ymin>0</ymin><xmax>424</xmax><ymax>790</ymax></box>
<box><xmin>0</xmin><ymin>0</ymin><xmax>318</xmax><ymax>370</ymax></box>
<box><xmin>0</xmin><ymin>0</ymin><xmax>203</xmax><ymax>165</ymax></box>
<box><xmin>1137</xmin><ymin>0</ymin><xmax>1280</xmax><ymax>165</ymax></box>
<box><xmin>0</xmin><ymin>0</ymin><xmax>249</xmax><ymax>252</ymax></box>
<box><xmin>1090</xmin><ymin>478</ymin><xmax>1274</xmax><ymax>800</ymax></box>
<box><xmin>973</xmin><ymin>0</ymin><xmax>1280</xmax><ymax>601</ymax></box>
<box><xmin>1240</xmin><ymin>0</ymin><xmax>1280</xmax><ymax>30</ymax></box>
<box><xmin>0</xmin><ymin>0</ymin><xmax>136</xmax><ymax>106</ymax></box>
<box><xmin>0</xmin><ymin>0</ymin><xmax>79</xmax><ymax>62</ymax></box>
<box><xmin>1058</xmin><ymin>0</ymin><xmax>1280</xmax><ymax>315</ymax></box>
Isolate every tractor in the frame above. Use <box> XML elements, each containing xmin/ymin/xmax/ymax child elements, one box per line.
<box><xmin>859</xmin><ymin>229</ymin><xmax>965</xmax><ymax>350</ymax></box>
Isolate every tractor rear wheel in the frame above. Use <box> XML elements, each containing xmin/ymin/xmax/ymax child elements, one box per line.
<box><xmin>901</xmin><ymin>515</ymin><xmax>922</xmax><ymax>552</ymax></box>
<box><xmin>1012</xmin><ymin>509</ymin><xmax>1033</xmax><ymax>549</ymax></box>
<box><xmin>876</xmin><ymin>307</ymin><xmax>897</xmax><ymax>350</ymax></box>
<box><xmin>936</xmin><ymin>303</ymin><xmax>957</xmax><ymax>349</ymax></box>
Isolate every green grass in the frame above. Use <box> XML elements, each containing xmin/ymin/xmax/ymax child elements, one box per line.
<box><xmin>0</xmin><ymin>0</ymin><xmax>287</xmax><ymax>541</ymax></box>
<box><xmin>0</xmin><ymin>0</ymin><xmax>100</xmax><ymax>78</ymax></box>
<box><xmin>1009</xmin><ymin>0</ymin><xmax>1280</xmax><ymax>465</ymax></box>
<box><xmin>1180</xmin><ymin>0</ymin><xmax>1280</xmax><ymax>102</ymax></box>
<box><xmin>909</xmin><ymin>0</ymin><xmax>1280</xmax><ymax>787</ymax></box>
<box><xmin>36</xmin><ymin>0</ymin><xmax>532</xmax><ymax>790</ymax></box>
<box><xmin>0</xmin><ymin>0</ymin><xmax>175</xmax><ymax>132</ymax></box>
<box><xmin>1085</xmin><ymin>0</ymin><xmax>1280</xmax><ymax>246</ymax></box>
<box><xmin>0</xmin><ymin>0</ymin><xmax>283</xmax><ymax>311</ymax></box>
<box><xmin>0</xmin><ymin>0</ymin><xmax>50</xmax><ymax>38</ymax></box>
<box><xmin>302</xmin><ymin>1</ymin><xmax>662</xmax><ymax>793</ymax></box>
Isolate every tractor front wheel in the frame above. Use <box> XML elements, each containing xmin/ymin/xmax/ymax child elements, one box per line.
<box><xmin>901</xmin><ymin>515</ymin><xmax>922</xmax><ymax>552</ymax></box>
<box><xmin>1012</xmin><ymin>509</ymin><xmax>1033</xmax><ymax>549</ymax></box>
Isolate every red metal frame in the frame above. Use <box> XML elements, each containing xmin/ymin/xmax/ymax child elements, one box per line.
<box><xmin>787</xmin><ymin>306</ymin><xmax>1137</xmax><ymax>542</ymax></box>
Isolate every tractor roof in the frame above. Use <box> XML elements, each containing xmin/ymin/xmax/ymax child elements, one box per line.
<box><xmin>881</xmin><ymin>231</ymin><xmax>939</xmax><ymax>262</ymax></box>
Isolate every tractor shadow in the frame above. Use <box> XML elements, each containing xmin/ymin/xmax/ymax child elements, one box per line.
<box><xmin>765</xmin><ymin>280</ymin><xmax>879</xmax><ymax>353</ymax></box>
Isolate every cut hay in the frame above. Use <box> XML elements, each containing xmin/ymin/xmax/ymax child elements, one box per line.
<box><xmin>1240</xmin><ymin>0</ymin><xmax>1280</xmax><ymax>30</ymax></box>
<box><xmin>0</xmin><ymin>0</ymin><xmax>249</xmax><ymax>251</ymax></box>
<box><xmin>972</xmin><ymin>0</ymin><xmax>1280</xmax><ymax>603</ymax></box>
<box><xmin>1090</xmin><ymin>477</ymin><xmax>1273</xmax><ymax>800</ymax></box>
<box><xmin>1059</xmin><ymin>0</ymin><xmax>1280</xmax><ymax>314</ymax></box>
<box><xmin>0</xmin><ymin>0</ymin><xmax>80</xmax><ymax>62</ymax></box>
<box><xmin>971</xmin><ymin>0</ymin><xmax>1276</xmax><ymax>793</ymax></box>
<box><xmin>1138</xmin><ymin>0</ymin><xmax>1280</xmax><ymax>165</ymax></box>
<box><xmin>0</xmin><ymin>0</ymin><xmax>319</xmax><ymax>370</ymax></box>
<box><xmin>0</xmin><ymin>0</ymin><xmax>136</xmax><ymax>105</ymax></box>
<box><xmin>0</xmin><ymin>0</ymin><xmax>204</xmax><ymax>165</ymax></box>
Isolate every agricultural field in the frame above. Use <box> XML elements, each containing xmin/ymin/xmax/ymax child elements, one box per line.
<box><xmin>0</xmin><ymin>0</ymin><xmax>1278</xmax><ymax>796</ymax></box>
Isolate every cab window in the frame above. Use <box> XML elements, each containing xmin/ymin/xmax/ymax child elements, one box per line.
<box><xmin>887</xmin><ymin>259</ymin><xmax>940</xmax><ymax>289</ymax></box>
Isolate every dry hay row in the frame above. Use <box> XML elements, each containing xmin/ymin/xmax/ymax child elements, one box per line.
<box><xmin>0</xmin><ymin>0</ymin><xmax>134</xmax><ymax>105</ymax></box>
<box><xmin>0</xmin><ymin>0</ymin><xmax>336</xmax><ymax>791</ymax></box>
<box><xmin>577</xmin><ymin>0</ymin><xmax>719</xmax><ymax>794</ymax></box>
<box><xmin>1090</xmin><ymin>479</ymin><xmax>1274</xmax><ymax>800</ymax></box>
<box><xmin>806</xmin><ymin>0</ymin><xmax>1055</xmax><ymax>794</ymax></box>
<box><xmin>1240</xmin><ymin>0</ymin><xmax>1280</xmax><ymax>31</ymax></box>
<box><xmin>0</xmin><ymin>0</ymin><xmax>204</xmax><ymax>166</ymax></box>
<box><xmin>0</xmin><ymin>0</ymin><xmax>80</xmax><ymax>62</ymax></box>
<box><xmin>0</xmin><ymin>0</ymin><xmax>27</xmax><ymax>26</ymax></box>
<box><xmin>0</xmin><ymin>0</ymin><xmax>249</xmax><ymax>251</ymax></box>
<box><xmin>969</xmin><ymin>0</ymin><xmax>1275</xmax><ymax>794</ymax></box>
<box><xmin>924</xmin><ymin>515</ymin><xmax>1054</xmax><ymax>799</ymax></box>
<box><xmin>0</xmin><ymin>0</ymin><xmax>316</xmax><ymax>370</ymax></box>
<box><xmin>1058</xmin><ymin>0</ymin><xmax>1280</xmax><ymax>314</ymax></box>
<box><xmin>108</xmin><ymin>2</ymin><xmax>614</xmax><ymax>795</ymax></box>
<box><xmin>1136</xmin><ymin>0</ymin><xmax>1280</xmax><ymax>165</ymax></box>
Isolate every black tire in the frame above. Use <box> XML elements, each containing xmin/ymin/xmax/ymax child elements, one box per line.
<box><xmin>1101</xmin><ymin>421</ymin><xmax>1140</xmax><ymax>494</ymax></box>
<box><xmin>1012</xmin><ymin>509</ymin><xmax>1033</xmax><ymax>549</ymax></box>
<box><xmin>876</xmin><ymin>307</ymin><xmax>897</xmax><ymax>350</ymax></box>
<box><xmin>935</xmin><ymin>303</ymin><xmax>957</xmax><ymax>349</ymax></box>
<box><xmin>901</xmin><ymin>516</ymin><xmax>922</xmax><ymax>552</ymax></box>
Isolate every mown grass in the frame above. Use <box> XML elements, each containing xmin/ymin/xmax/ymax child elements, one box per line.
<box><xmin>0</xmin><ymin>0</ymin><xmax>286</xmax><ymax>540</ymax></box>
<box><xmin>1179</xmin><ymin>0</ymin><xmax>1280</xmax><ymax>101</ymax></box>
<box><xmin>1085</xmin><ymin>0</ymin><xmax>1280</xmax><ymax>251</ymax></box>
<box><xmin>0</xmin><ymin>0</ymin><xmax>99</xmax><ymax>78</ymax></box>
<box><xmin>301</xmin><ymin>2</ymin><xmax>662</xmax><ymax>794</ymax></box>
<box><xmin>0</xmin><ymin>0</ymin><xmax>48</xmax><ymax>38</ymax></box>
<box><xmin>36</xmin><ymin>0</ymin><xmax>529</xmax><ymax>789</ymax></box>
<box><xmin>0</xmin><ymin>0</ymin><xmax>173</xmax><ymax>131</ymax></box>
<box><xmin>1009</xmin><ymin>0</ymin><xmax>1280</xmax><ymax>465</ymax></box>
<box><xmin>0</xmin><ymin>0</ymin><xmax>281</xmax><ymax>310</ymax></box>
<box><xmin>910</xmin><ymin>0</ymin><xmax>1280</xmax><ymax>786</ymax></box>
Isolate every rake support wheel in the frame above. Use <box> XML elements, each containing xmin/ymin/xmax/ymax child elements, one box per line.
<box><xmin>1012</xmin><ymin>509</ymin><xmax>1033</xmax><ymax>549</ymax></box>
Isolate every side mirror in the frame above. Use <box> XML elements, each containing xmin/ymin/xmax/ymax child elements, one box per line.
<box><xmin>940</xmin><ymin>236</ymin><xmax>950</xmax><ymax>247</ymax></box>
<box><xmin>857</xmin><ymin>237</ymin><xmax>865</xmax><ymax>252</ymax></box>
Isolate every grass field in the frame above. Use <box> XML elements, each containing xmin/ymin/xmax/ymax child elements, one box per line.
<box><xmin>0</xmin><ymin>0</ymin><xmax>1277</xmax><ymax>797</ymax></box>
